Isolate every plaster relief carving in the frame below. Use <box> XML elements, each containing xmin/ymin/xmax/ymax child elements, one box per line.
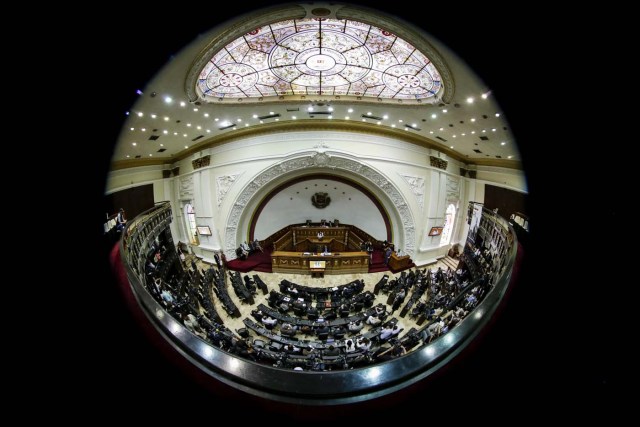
<box><xmin>399</xmin><ymin>173</ymin><xmax>425</xmax><ymax>211</ymax></box>
<box><xmin>179</xmin><ymin>175</ymin><xmax>194</xmax><ymax>199</ymax></box>
<box><xmin>216</xmin><ymin>172</ymin><xmax>244</xmax><ymax>207</ymax></box>
<box><xmin>446</xmin><ymin>175</ymin><xmax>460</xmax><ymax>205</ymax></box>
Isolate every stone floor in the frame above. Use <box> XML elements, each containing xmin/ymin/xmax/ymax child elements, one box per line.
<box><xmin>196</xmin><ymin>258</ymin><xmax>454</xmax><ymax>342</ymax></box>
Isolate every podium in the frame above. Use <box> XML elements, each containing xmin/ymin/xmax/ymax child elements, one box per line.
<box><xmin>310</xmin><ymin>260</ymin><xmax>325</xmax><ymax>278</ymax></box>
<box><xmin>388</xmin><ymin>253</ymin><xmax>411</xmax><ymax>271</ymax></box>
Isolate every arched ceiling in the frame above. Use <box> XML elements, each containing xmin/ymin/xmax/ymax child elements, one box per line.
<box><xmin>111</xmin><ymin>2</ymin><xmax>521</xmax><ymax>170</ymax></box>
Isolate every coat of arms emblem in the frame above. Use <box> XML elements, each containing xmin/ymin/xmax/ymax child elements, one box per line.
<box><xmin>311</xmin><ymin>192</ymin><xmax>331</xmax><ymax>209</ymax></box>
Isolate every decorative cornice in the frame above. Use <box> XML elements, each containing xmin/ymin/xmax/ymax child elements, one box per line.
<box><xmin>429</xmin><ymin>155</ymin><xmax>448</xmax><ymax>170</ymax></box>
<box><xmin>192</xmin><ymin>155</ymin><xmax>211</xmax><ymax>170</ymax></box>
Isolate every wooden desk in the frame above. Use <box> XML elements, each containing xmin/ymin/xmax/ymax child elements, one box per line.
<box><xmin>388</xmin><ymin>253</ymin><xmax>411</xmax><ymax>271</ymax></box>
<box><xmin>272</xmin><ymin>251</ymin><xmax>369</xmax><ymax>275</ymax></box>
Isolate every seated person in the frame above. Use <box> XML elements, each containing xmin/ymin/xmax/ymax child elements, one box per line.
<box><xmin>348</xmin><ymin>319</ymin><xmax>364</xmax><ymax>333</ymax></box>
<box><xmin>323</xmin><ymin>345</ymin><xmax>340</xmax><ymax>356</ymax></box>
<box><xmin>261</xmin><ymin>316</ymin><xmax>278</xmax><ymax>328</ymax></box>
<box><xmin>356</xmin><ymin>337</ymin><xmax>372</xmax><ymax>352</ymax></box>
<box><xmin>374</xmin><ymin>304</ymin><xmax>386</xmax><ymax>316</ymax></box>
<box><xmin>280</xmin><ymin>322</ymin><xmax>296</xmax><ymax>336</ymax></box>
<box><xmin>344</xmin><ymin>339</ymin><xmax>357</xmax><ymax>353</ymax></box>
<box><xmin>390</xmin><ymin>324</ymin><xmax>402</xmax><ymax>337</ymax></box>
<box><xmin>366</xmin><ymin>313</ymin><xmax>382</xmax><ymax>326</ymax></box>
<box><xmin>160</xmin><ymin>289</ymin><xmax>174</xmax><ymax>307</ymax></box>
<box><xmin>183</xmin><ymin>313</ymin><xmax>207</xmax><ymax>339</ymax></box>
<box><xmin>379</xmin><ymin>325</ymin><xmax>394</xmax><ymax>341</ymax></box>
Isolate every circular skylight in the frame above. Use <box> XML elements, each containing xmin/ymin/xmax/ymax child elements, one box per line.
<box><xmin>196</xmin><ymin>18</ymin><xmax>444</xmax><ymax>103</ymax></box>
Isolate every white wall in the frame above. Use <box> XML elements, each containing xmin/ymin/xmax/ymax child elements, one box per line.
<box><xmin>108</xmin><ymin>130</ymin><xmax>526</xmax><ymax>266</ymax></box>
<box><xmin>254</xmin><ymin>178</ymin><xmax>387</xmax><ymax>241</ymax></box>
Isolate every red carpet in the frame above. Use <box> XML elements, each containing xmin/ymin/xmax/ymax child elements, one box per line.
<box><xmin>368</xmin><ymin>249</ymin><xmax>389</xmax><ymax>273</ymax></box>
<box><xmin>226</xmin><ymin>249</ymin><xmax>273</xmax><ymax>273</ymax></box>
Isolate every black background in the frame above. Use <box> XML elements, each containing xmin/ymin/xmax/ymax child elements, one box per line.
<box><xmin>77</xmin><ymin>0</ymin><xmax>611</xmax><ymax>419</ymax></box>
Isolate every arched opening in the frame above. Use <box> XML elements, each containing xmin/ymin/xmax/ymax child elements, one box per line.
<box><xmin>184</xmin><ymin>203</ymin><xmax>198</xmax><ymax>245</ymax></box>
<box><xmin>440</xmin><ymin>204</ymin><xmax>456</xmax><ymax>246</ymax></box>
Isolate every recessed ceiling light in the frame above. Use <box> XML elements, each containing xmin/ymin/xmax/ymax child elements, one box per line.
<box><xmin>501</xmin><ymin>142</ymin><xmax>506</xmax><ymax>145</ymax></box>
<box><xmin>482</xmin><ymin>92</ymin><xmax>490</xmax><ymax>99</ymax></box>
<box><xmin>508</xmin><ymin>155</ymin><xmax>513</xmax><ymax>159</ymax></box>
<box><xmin>377</xmin><ymin>121</ymin><xmax>381</xmax><ymax>125</ymax></box>
<box><xmin>186</xmin><ymin>123</ymin><xmax>191</xmax><ymax>127</ymax></box>
<box><xmin>412</xmin><ymin>123</ymin><xmax>417</xmax><ymax>127</ymax></box>
<box><xmin>260</xmin><ymin>120</ymin><xmax>263</xmax><ymax>124</ymax></box>
<box><xmin>362</xmin><ymin>118</ymin><xmax>366</xmax><ymax>122</ymax></box>
<box><xmin>391</xmin><ymin>124</ymin><xmax>396</xmax><ymax>128</ymax></box>
<box><xmin>348</xmin><ymin>108</ymin><xmax>353</xmax><ymax>113</ymax></box>
<box><xmin>275</xmin><ymin>118</ymin><xmax>279</xmax><ymax>121</ymax></box>
<box><xmin>149</xmin><ymin>154</ymin><xmax>152</xmax><ymax>157</ymax></box>
<box><xmin>482</xmin><ymin>129</ymin><xmax>486</xmax><ymax>133</ymax></box>
<box><xmin>180</xmin><ymin>101</ymin><xmax>186</xmax><ymax>107</ymax></box>
<box><xmin>141</xmin><ymin>128</ymin><xmax>146</xmax><ymax>132</ymax></box>
<box><xmin>443</xmin><ymin>109</ymin><xmax>448</xmax><ymax>113</ymax></box>
<box><xmin>214</xmin><ymin>118</ymin><xmax>219</xmax><ymax>121</ymax></box>
<box><xmin>197</xmin><ymin>126</ymin><xmax>202</xmax><ymax>130</ymax></box>
<box><xmin>130</xmin><ymin>127</ymin><xmax>134</xmax><ymax>131</ymax></box>
<box><xmin>150</xmin><ymin>114</ymin><xmax>157</xmax><ymax>119</ymax></box>
<box><xmin>461</xmin><ymin>133</ymin><xmax>466</xmax><ymax>136</ymax></box>
<box><xmin>466</xmin><ymin>97</ymin><xmax>474</xmax><ymax>103</ymax></box>
<box><xmin>193</xmin><ymin>108</ymin><xmax>199</xmax><ymax>112</ymax></box>
<box><xmin>439</xmin><ymin>127</ymin><xmax>444</xmax><ymax>131</ymax></box>
<box><xmin>164</xmin><ymin>96</ymin><xmax>172</xmax><ymax>104</ymax></box>
<box><xmin>495</xmin><ymin>113</ymin><xmax>500</xmax><ymax>117</ymax></box>
<box><xmin>398</xmin><ymin>119</ymin><xmax>403</xmax><ymax>123</ymax></box>
<box><xmin>383</xmin><ymin>115</ymin><xmax>388</xmax><ymax>119</ymax></box>
<box><xmin>204</xmin><ymin>113</ymin><xmax>209</xmax><ymax>118</ymax></box>
<box><xmin>237</xmin><ymin>118</ymin><xmax>242</xmax><ymax>122</ymax></box>
<box><xmin>245</xmin><ymin>123</ymin><xmax>249</xmax><ymax>127</ymax></box>
<box><xmin>471</xmin><ymin>131</ymin><xmax>476</xmax><ymax>134</ymax></box>
<box><xmin>163</xmin><ymin>130</ymin><xmax>168</xmax><ymax>134</ymax></box>
<box><xmin>329</xmin><ymin>116</ymin><xmax>333</xmax><ymax>119</ymax></box>
<box><xmin>431</xmin><ymin>114</ymin><xmax>437</xmax><ymax>119</ymax></box>
<box><xmin>453</xmin><ymin>135</ymin><xmax>456</xmax><ymax>138</ymax></box>
<box><xmin>126</xmin><ymin>155</ymin><xmax>130</xmax><ymax>158</ymax></box>
<box><xmin>160</xmin><ymin>144</ymin><xmax>164</xmax><ymax>147</ymax></box>
<box><xmin>253</xmin><ymin>114</ymin><xmax>258</xmax><ymax>119</ymax></box>
<box><xmin>206</xmin><ymin>129</ymin><xmax>210</xmax><ymax>133</ymax></box>
<box><xmin>132</xmin><ymin>142</ymin><xmax>137</xmax><ymax>146</ymax></box>
<box><xmin>450</xmin><ymin>146</ymin><xmax>454</xmax><ymax>149</ymax></box>
<box><xmin>164</xmin><ymin>116</ymin><xmax>169</xmax><ymax>121</ymax></box>
<box><xmin>137</xmin><ymin>112</ymin><xmax>143</xmax><ymax>117</ymax></box>
<box><xmin>345</xmin><ymin>116</ymin><xmax>350</xmax><ymax>120</ymax></box>
<box><xmin>183</xmin><ymin>133</ymin><xmax>187</xmax><ymax>137</ymax></box>
<box><xmin>471</xmin><ymin>118</ymin><xmax>476</xmax><ymax>122</ymax></box>
<box><xmin>367</xmin><ymin>111</ymin><xmax>372</xmax><ymax>115</ymax></box>
<box><xmin>173</xmin><ymin>132</ymin><xmax>178</xmax><ymax>135</ymax></box>
<box><xmin>429</xmin><ymin>131</ymin><xmax>434</xmax><ymax>134</ymax></box>
<box><xmin>269</xmin><ymin>111</ymin><xmax>275</xmax><ymax>115</ymax></box>
<box><xmin>328</xmin><ymin>107</ymin><xmax>334</xmax><ymax>112</ymax></box>
<box><xmin>185</xmin><ymin>145</ymin><xmax>189</xmax><ymax>149</ymax></box>
<box><xmin>492</xmin><ymin>128</ymin><xmax>496</xmax><ymax>132</ymax></box>
<box><xmin>292</xmin><ymin>115</ymin><xmax>297</xmax><ymax>119</ymax></box>
<box><xmin>308</xmin><ymin>106</ymin><xmax>313</xmax><ymax>112</ymax></box>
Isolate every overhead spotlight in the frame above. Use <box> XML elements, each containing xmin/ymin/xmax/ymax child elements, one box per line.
<box><xmin>164</xmin><ymin>96</ymin><xmax>172</xmax><ymax>104</ymax></box>
<box><xmin>136</xmin><ymin>89</ymin><xmax>143</xmax><ymax>95</ymax></box>
<box><xmin>466</xmin><ymin>97</ymin><xmax>474</xmax><ymax>104</ymax></box>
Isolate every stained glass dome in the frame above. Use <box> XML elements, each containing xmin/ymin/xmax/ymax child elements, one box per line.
<box><xmin>196</xmin><ymin>18</ymin><xmax>445</xmax><ymax>103</ymax></box>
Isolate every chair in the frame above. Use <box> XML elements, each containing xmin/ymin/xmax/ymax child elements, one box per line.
<box><xmin>237</xmin><ymin>328</ymin><xmax>249</xmax><ymax>338</ymax></box>
<box><xmin>253</xmin><ymin>339</ymin><xmax>265</xmax><ymax>348</ymax></box>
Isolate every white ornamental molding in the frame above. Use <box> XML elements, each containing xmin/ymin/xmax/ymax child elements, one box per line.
<box><xmin>446</xmin><ymin>175</ymin><xmax>460</xmax><ymax>205</ymax></box>
<box><xmin>398</xmin><ymin>173</ymin><xmax>425</xmax><ymax>211</ymax></box>
<box><xmin>223</xmin><ymin>153</ymin><xmax>415</xmax><ymax>260</ymax></box>
<box><xmin>179</xmin><ymin>175</ymin><xmax>194</xmax><ymax>199</ymax></box>
<box><xmin>216</xmin><ymin>172</ymin><xmax>244</xmax><ymax>207</ymax></box>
